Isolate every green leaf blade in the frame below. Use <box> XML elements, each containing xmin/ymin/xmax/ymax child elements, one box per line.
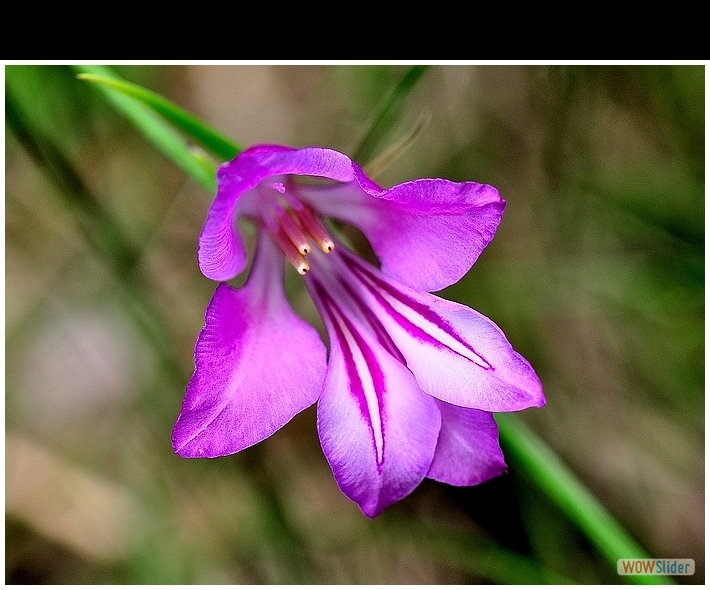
<box><xmin>352</xmin><ymin>65</ymin><xmax>429</xmax><ymax>166</ymax></box>
<box><xmin>72</xmin><ymin>65</ymin><xmax>219</xmax><ymax>193</ymax></box>
<box><xmin>76</xmin><ymin>71</ymin><xmax>241</xmax><ymax>162</ymax></box>
<box><xmin>497</xmin><ymin>414</ymin><xmax>675</xmax><ymax>585</ymax></box>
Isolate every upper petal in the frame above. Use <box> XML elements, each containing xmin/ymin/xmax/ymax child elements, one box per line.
<box><xmin>307</xmin><ymin>274</ymin><xmax>441</xmax><ymax>518</ymax></box>
<box><xmin>341</xmin><ymin>250</ymin><xmax>545</xmax><ymax>413</ymax></box>
<box><xmin>427</xmin><ymin>402</ymin><xmax>506</xmax><ymax>487</ymax></box>
<box><xmin>199</xmin><ymin>145</ymin><xmax>357</xmax><ymax>281</ymax></box>
<box><xmin>173</xmin><ymin>233</ymin><xmax>326</xmax><ymax>457</ymax></box>
<box><xmin>299</xmin><ymin>171</ymin><xmax>505</xmax><ymax>292</ymax></box>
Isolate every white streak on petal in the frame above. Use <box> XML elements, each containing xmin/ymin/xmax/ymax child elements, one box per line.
<box><xmin>324</xmin><ymin>297</ymin><xmax>385</xmax><ymax>466</ymax></box>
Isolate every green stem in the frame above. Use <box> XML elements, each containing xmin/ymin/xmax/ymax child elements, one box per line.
<box><xmin>75</xmin><ymin>71</ymin><xmax>241</xmax><ymax>161</ymax></box>
<box><xmin>71</xmin><ymin>65</ymin><xmax>218</xmax><ymax>193</ymax></box>
<box><xmin>496</xmin><ymin>413</ymin><xmax>674</xmax><ymax>585</ymax></box>
<box><xmin>352</xmin><ymin>65</ymin><xmax>429</xmax><ymax>165</ymax></box>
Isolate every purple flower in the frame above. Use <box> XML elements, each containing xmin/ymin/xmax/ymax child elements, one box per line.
<box><xmin>172</xmin><ymin>145</ymin><xmax>544</xmax><ymax>518</ymax></box>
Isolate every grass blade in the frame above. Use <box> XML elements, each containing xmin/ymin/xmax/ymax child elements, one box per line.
<box><xmin>352</xmin><ymin>65</ymin><xmax>429</xmax><ymax>166</ymax></box>
<box><xmin>72</xmin><ymin>65</ymin><xmax>219</xmax><ymax>192</ymax></box>
<box><xmin>496</xmin><ymin>413</ymin><xmax>675</xmax><ymax>585</ymax></box>
<box><xmin>75</xmin><ymin>70</ymin><xmax>241</xmax><ymax>162</ymax></box>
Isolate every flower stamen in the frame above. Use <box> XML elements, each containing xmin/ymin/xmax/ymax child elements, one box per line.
<box><xmin>293</xmin><ymin>204</ymin><xmax>335</xmax><ymax>254</ymax></box>
<box><xmin>261</xmin><ymin>180</ymin><xmax>337</xmax><ymax>274</ymax></box>
<box><xmin>270</xmin><ymin>201</ymin><xmax>312</xmax><ymax>255</ymax></box>
<box><xmin>270</xmin><ymin>227</ymin><xmax>310</xmax><ymax>275</ymax></box>
<box><xmin>281</xmin><ymin>179</ymin><xmax>336</xmax><ymax>254</ymax></box>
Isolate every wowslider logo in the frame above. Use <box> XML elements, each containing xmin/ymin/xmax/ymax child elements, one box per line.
<box><xmin>618</xmin><ymin>559</ymin><xmax>694</xmax><ymax>576</ymax></box>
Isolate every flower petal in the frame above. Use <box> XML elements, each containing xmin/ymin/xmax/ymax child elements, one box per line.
<box><xmin>342</xmin><ymin>251</ymin><xmax>545</xmax><ymax>412</ymax></box>
<box><xmin>173</xmin><ymin>233</ymin><xmax>326</xmax><ymax>458</ymax></box>
<box><xmin>299</xmin><ymin>172</ymin><xmax>504</xmax><ymax>292</ymax></box>
<box><xmin>427</xmin><ymin>402</ymin><xmax>506</xmax><ymax>486</ymax></box>
<box><xmin>307</xmin><ymin>276</ymin><xmax>441</xmax><ymax>518</ymax></box>
<box><xmin>199</xmin><ymin>145</ymin><xmax>356</xmax><ymax>281</ymax></box>
<box><xmin>204</xmin><ymin>144</ymin><xmax>503</xmax><ymax>290</ymax></box>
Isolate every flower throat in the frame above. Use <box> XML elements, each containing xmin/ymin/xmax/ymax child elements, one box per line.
<box><xmin>260</xmin><ymin>181</ymin><xmax>335</xmax><ymax>275</ymax></box>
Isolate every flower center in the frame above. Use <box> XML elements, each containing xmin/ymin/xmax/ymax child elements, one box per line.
<box><xmin>260</xmin><ymin>180</ymin><xmax>335</xmax><ymax>275</ymax></box>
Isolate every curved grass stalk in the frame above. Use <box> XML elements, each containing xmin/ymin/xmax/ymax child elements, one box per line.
<box><xmin>352</xmin><ymin>65</ymin><xmax>429</xmax><ymax>165</ymax></box>
<box><xmin>73</xmin><ymin>65</ymin><xmax>219</xmax><ymax>193</ymax></box>
<box><xmin>497</xmin><ymin>414</ymin><xmax>674</xmax><ymax>584</ymax></box>
<box><xmin>75</xmin><ymin>69</ymin><xmax>240</xmax><ymax>162</ymax></box>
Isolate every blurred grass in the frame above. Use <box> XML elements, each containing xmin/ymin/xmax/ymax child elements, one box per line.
<box><xmin>5</xmin><ymin>64</ymin><xmax>704</xmax><ymax>584</ymax></box>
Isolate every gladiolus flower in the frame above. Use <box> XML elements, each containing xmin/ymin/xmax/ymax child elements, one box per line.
<box><xmin>172</xmin><ymin>145</ymin><xmax>544</xmax><ymax>518</ymax></box>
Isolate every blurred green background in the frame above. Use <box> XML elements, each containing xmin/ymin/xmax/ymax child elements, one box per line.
<box><xmin>5</xmin><ymin>64</ymin><xmax>704</xmax><ymax>583</ymax></box>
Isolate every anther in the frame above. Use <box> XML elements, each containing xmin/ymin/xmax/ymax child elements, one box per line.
<box><xmin>261</xmin><ymin>180</ymin><xmax>336</xmax><ymax>274</ymax></box>
<box><xmin>280</xmin><ymin>181</ymin><xmax>336</xmax><ymax>254</ymax></box>
<box><xmin>277</xmin><ymin>209</ymin><xmax>312</xmax><ymax>255</ymax></box>
<box><xmin>268</xmin><ymin>201</ymin><xmax>312</xmax><ymax>255</ymax></box>
<box><xmin>292</xmin><ymin>204</ymin><xmax>336</xmax><ymax>254</ymax></box>
<box><xmin>270</xmin><ymin>228</ymin><xmax>310</xmax><ymax>275</ymax></box>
